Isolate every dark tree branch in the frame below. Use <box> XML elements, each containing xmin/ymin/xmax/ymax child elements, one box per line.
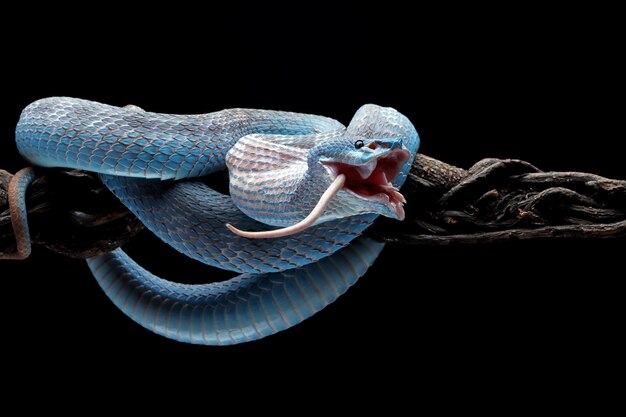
<box><xmin>364</xmin><ymin>155</ymin><xmax>626</xmax><ymax>243</ymax></box>
<box><xmin>2</xmin><ymin>153</ymin><xmax>625</xmax><ymax>259</ymax></box>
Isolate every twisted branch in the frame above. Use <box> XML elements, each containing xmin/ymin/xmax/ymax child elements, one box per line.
<box><xmin>364</xmin><ymin>155</ymin><xmax>626</xmax><ymax>243</ymax></box>
<box><xmin>2</xmin><ymin>154</ymin><xmax>625</xmax><ymax>258</ymax></box>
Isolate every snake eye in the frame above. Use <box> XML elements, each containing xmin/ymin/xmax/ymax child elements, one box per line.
<box><xmin>354</xmin><ymin>140</ymin><xmax>365</xmax><ymax>149</ymax></box>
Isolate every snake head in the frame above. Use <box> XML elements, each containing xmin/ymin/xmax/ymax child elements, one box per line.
<box><xmin>225</xmin><ymin>104</ymin><xmax>419</xmax><ymax>239</ymax></box>
<box><xmin>316</xmin><ymin>136</ymin><xmax>412</xmax><ymax>220</ymax></box>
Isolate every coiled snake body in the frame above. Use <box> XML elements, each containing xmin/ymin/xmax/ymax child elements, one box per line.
<box><xmin>3</xmin><ymin>97</ymin><xmax>419</xmax><ymax>344</ymax></box>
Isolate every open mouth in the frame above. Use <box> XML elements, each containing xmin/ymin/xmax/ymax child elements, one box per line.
<box><xmin>322</xmin><ymin>149</ymin><xmax>411</xmax><ymax>220</ymax></box>
<box><xmin>225</xmin><ymin>147</ymin><xmax>412</xmax><ymax>240</ymax></box>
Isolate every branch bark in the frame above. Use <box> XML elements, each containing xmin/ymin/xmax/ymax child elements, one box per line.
<box><xmin>364</xmin><ymin>155</ymin><xmax>626</xmax><ymax>243</ymax></box>
<box><xmin>2</xmin><ymin>153</ymin><xmax>625</xmax><ymax>259</ymax></box>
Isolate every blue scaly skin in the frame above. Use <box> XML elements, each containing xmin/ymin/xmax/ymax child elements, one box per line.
<box><xmin>5</xmin><ymin>97</ymin><xmax>419</xmax><ymax>344</ymax></box>
<box><xmin>87</xmin><ymin>238</ymin><xmax>384</xmax><ymax>345</ymax></box>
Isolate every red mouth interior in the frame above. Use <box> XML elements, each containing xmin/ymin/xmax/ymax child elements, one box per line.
<box><xmin>323</xmin><ymin>149</ymin><xmax>411</xmax><ymax>219</ymax></box>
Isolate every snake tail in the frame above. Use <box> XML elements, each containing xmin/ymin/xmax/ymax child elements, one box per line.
<box><xmin>0</xmin><ymin>168</ymin><xmax>37</xmax><ymax>260</ymax></box>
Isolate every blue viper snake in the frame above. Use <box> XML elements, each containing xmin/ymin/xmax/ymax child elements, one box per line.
<box><xmin>2</xmin><ymin>97</ymin><xmax>419</xmax><ymax>344</ymax></box>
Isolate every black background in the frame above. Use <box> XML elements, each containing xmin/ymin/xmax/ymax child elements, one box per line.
<box><xmin>1</xmin><ymin>4</ymin><xmax>622</xmax><ymax>389</ymax></box>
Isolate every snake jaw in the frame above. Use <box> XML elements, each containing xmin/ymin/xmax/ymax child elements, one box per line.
<box><xmin>321</xmin><ymin>148</ymin><xmax>411</xmax><ymax>220</ymax></box>
<box><xmin>226</xmin><ymin>174</ymin><xmax>347</xmax><ymax>239</ymax></box>
<box><xmin>227</xmin><ymin>148</ymin><xmax>410</xmax><ymax>239</ymax></box>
